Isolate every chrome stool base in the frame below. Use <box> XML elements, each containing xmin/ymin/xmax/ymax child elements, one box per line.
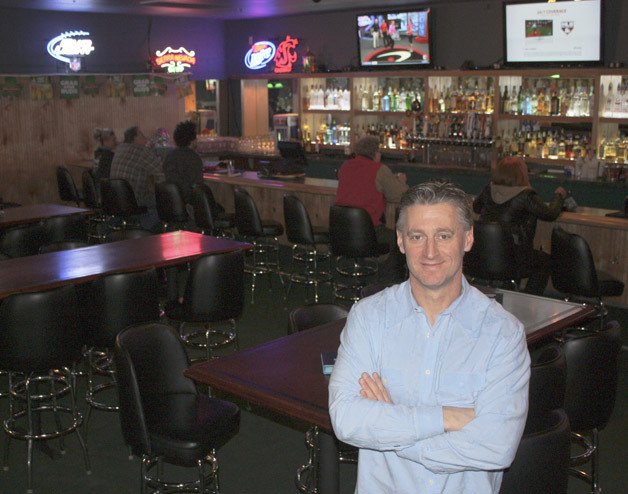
<box><xmin>142</xmin><ymin>452</ymin><xmax>219</xmax><ymax>494</ymax></box>
<box><xmin>179</xmin><ymin>320</ymin><xmax>239</xmax><ymax>361</ymax></box>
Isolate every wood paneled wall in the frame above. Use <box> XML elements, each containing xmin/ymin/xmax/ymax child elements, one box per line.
<box><xmin>0</xmin><ymin>75</ymin><xmax>188</xmax><ymax>205</ymax></box>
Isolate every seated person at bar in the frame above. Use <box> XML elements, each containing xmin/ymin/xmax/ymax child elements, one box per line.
<box><xmin>92</xmin><ymin>127</ymin><xmax>117</xmax><ymax>182</ymax></box>
<box><xmin>336</xmin><ymin>135</ymin><xmax>409</xmax><ymax>281</ymax></box>
<box><xmin>110</xmin><ymin>125</ymin><xmax>162</xmax><ymax>231</ymax></box>
<box><xmin>163</xmin><ymin>120</ymin><xmax>203</xmax><ymax>204</ymax></box>
<box><xmin>329</xmin><ymin>181</ymin><xmax>530</xmax><ymax>493</ymax></box>
<box><xmin>473</xmin><ymin>156</ymin><xmax>567</xmax><ymax>294</ymax></box>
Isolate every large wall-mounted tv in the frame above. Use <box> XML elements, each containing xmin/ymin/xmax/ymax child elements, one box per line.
<box><xmin>357</xmin><ymin>8</ymin><xmax>432</xmax><ymax>69</ymax></box>
<box><xmin>504</xmin><ymin>0</ymin><xmax>603</xmax><ymax>66</ymax></box>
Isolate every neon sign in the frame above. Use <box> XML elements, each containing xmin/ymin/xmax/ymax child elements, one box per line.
<box><xmin>244</xmin><ymin>41</ymin><xmax>276</xmax><ymax>70</ymax></box>
<box><xmin>47</xmin><ymin>31</ymin><xmax>95</xmax><ymax>66</ymax></box>
<box><xmin>273</xmin><ymin>35</ymin><xmax>299</xmax><ymax>74</ymax></box>
<box><xmin>155</xmin><ymin>46</ymin><xmax>196</xmax><ymax>73</ymax></box>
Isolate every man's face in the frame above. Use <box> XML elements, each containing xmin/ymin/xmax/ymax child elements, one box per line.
<box><xmin>397</xmin><ymin>202</ymin><xmax>473</xmax><ymax>296</ymax></box>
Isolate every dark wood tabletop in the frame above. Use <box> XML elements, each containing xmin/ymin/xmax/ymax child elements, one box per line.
<box><xmin>185</xmin><ymin>289</ymin><xmax>595</xmax><ymax>431</ymax></box>
<box><xmin>0</xmin><ymin>204</ymin><xmax>91</xmax><ymax>229</ymax></box>
<box><xmin>0</xmin><ymin>231</ymin><xmax>251</xmax><ymax>299</ymax></box>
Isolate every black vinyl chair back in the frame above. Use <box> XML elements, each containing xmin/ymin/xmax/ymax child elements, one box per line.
<box><xmin>526</xmin><ymin>344</ymin><xmax>566</xmax><ymax>434</ymax></box>
<box><xmin>155</xmin><ymin>182</ymin><xmax>189</xmax><ymax>226</ymax></box>
<box><xmin>114</xmin><ymin>323</ymin><xmax>197</xmax><ymax>457</ymax></box>
<box><xmin>190</xmin><ymin>184</ymin><xmax>215</xmax><ymax>233</ymax></box>
<box><xmin>82</xmin><ymin>169</ymin><xmax>101</xmax><ymax>208</ymax></box>
<box><xmin>562</xmin><ymin>321</ymin><xmax>622</xmax><ymax>432</ymax></box>
<box><xmin>0</xmin><ymin>223</ymin><xmax>48</xmax><ymax>257</ymax></box>
<box><xmin>499</xmin><ymin>409</ymin><xmax>570</xmax><ymax>494</ymax></box>
<box><xmin>234</xmin><ymin>187</ymin><xmax>264</xmax><ymax>237</ymax></box>
<box><xmin>105</xmin><ymin>228</ymin><xmax>154</xmax><ymax>242</ymax></box>
<box><xmin>0</xmin><ymin>285</ymin><xmax>82</xmax><ymax>373</ymax></box>
<box><xmin>56</xmin><ymin>165</ymin><xmax>82</xmax><ymax>206</ymax></box>
<box><xmin>81</xmin><ymin>268</ymin><xmax>161</xmax><ymax>349</ymax></box>
<box><xmin>288</xmin><ymin>303</ymin><xmax>348</xmax><ymax>334</ymax></box>
<box><xmin>181</xmin><ymin>251</ymin><xmax>245</xmax><ymax>322</ymax></box>
<box><xmin>463</xmin><ymin>221</ymin><xmax>520</xmax><ymax>287</ymax></box>
<box><xmin>100</xmin><ymin>178</ymin><xmax>143</xmax><ymax>217</ymax></box>
<box><xmin>551</xmin><ymin>227</ymin><xmax>599</xmax><ymax>298</ymax></box>
<box><xmin>284</xmin><ymin>194</ymin><xmax>316</xmax><ymax>246</ymax></box>
<box><xmin>329</xmin><ymin>205</ymin><xmax>385</xmax><ymax>258</ymax></box>
<box><xmin>43</xmin><ymin>213</ymin><xmax>88</xmax><ymax>243</ymax></box>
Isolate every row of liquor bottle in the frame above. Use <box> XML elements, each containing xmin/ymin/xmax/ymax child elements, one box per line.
<box><xmin>425</xmin><ymin>80</ymin><xmax>495</xmax><ymax>114</ymax></box>
<box><xmin>599</xmin><ymin>81</ymin><xmax>628</xmax><ymax>118</ymax></box>
<box><xmin>354</xmin><ymin>85</ymin><xmax>423</xmax><ymax>113</ymax></box>
<box><xmin>495</xmin><ymin>128</ymin><xmax>591</xmax><ymax>160</ymax></box>
<box><xmin>598</xmin><ymin>133</ymin><xmax>628</xmax><ymax>163</ymax></box>
<box><xmin>302</xmin><ymin>85</ymin><xmax>351</xmax><ymax>111</ymax></box>
<box><xmin>500</xmin><ymin>79</ymin><xmax>593</xmax><ymax>117</ymax></box>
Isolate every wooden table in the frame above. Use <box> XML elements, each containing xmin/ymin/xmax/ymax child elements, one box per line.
<box><xmin>0</xmin><ymin>231</ymin><xmax>251</xmax><ymax>299</ymax></box>
<box><xmin>0</xmin><ymin>204</ymin><xmax>91</xmax><ymax>230</ymax></box>
<box><xmin>185</xmin><ymin>288</ymin><xmax>595</xmax><ymax>494</ymax></box>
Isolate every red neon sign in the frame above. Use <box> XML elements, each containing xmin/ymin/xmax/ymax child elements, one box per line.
<box><xmin>273</xmin><ymin>35</ymin><xmax>299</xmax><ymax>74</ymax></box>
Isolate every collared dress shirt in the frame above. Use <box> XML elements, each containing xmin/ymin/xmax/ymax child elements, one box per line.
<box><xmin>329</xmin><ymin>279</ymin><xmax>530</xmax><ymax>493</ymax></box>
<box><xmin>110</xmin><ymin>143</ymin><xmax>162</xmax><ymax>207</ymax></box>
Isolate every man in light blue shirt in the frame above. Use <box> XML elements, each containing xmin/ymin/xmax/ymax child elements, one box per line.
<box><xmin>329</xmin><ymin>181</ymin><xmax>530</xmax><ymax>493</ymax></box>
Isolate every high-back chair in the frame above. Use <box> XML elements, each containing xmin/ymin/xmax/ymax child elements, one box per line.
<box><xmin>164</xmin><ymin>250</ymin><xmax>245</xmax><ymax>360</ymax></box>
<box><xmin>100</xmin><ymin>178</ymin><xmax>147</xmax><ymax>229</ymax></box>
<box><xmin>234</xmin><ymin>187</ymin><xmax>284</xmax><ymax>302</ymax></box>
<box><xmin>79</xmin><ymin>268</ymin><xmax>161</xmax><ymax>430</ymax></box>
<box><xmin>499</xmin><ymin>409</ymin><xmax>570</xmax><ymax>494</ymax></box>
<box><xmin>329</xmin><ymin>205</ymin><xmax>388</xmax><ymax>302</ymax></box>
<box><xmin>0</xmin><ymin>285</ymin><xmax>91</xmax><ymax>492</ymax></box>
<box><xmin>82</xmin><ymin>169</ymin><xmax>109</xmax><ymax>242</ymax></box>
<box><xmin>56</xmin><ymin>165</ymin><xmax>83</xmax><ymax>206</ymax></box>
<box><xmin>0</xmin><ymin>223</ymin><xmax>48</xmax><ymax>258</ymax></box>
<box><xmin>561</xmin><ymin>320</ymin><xmax>622</xmax><ymax>493</ymax></box>
<box><xmin>114</xmin><ymin>322</ymin><xmax>240</xmax><ymax>493</ymax></box>
<box><xmin>463</xmin><ymin>220</ymin><xmax>521</xmax><ymax>290</ymax></box>
<box><xmin>551</xmin><ymin>227</ymin><xmax>624</xmax><ymax>322</ymax></box>
<box><xmin>283</xmin><ymin>194</ymin><xmax>331</xmax><ymax>302</ymax></box>
<box><xmin>155</xmin><ymin>182</ymin><xmax>189</xmax><ymax>231</ymax></box>
<box><xmin>191</xmin><ymin>183</ymin><xmax>233</xmax><ymax>235</ymax></box>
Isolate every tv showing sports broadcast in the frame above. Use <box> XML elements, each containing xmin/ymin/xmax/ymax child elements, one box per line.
<box><xmin>357</xmin><ymin>9</ymin><xmax>432</xmax><ymax>68</ymax></box>
<box><xmin>504</xmin><ymin>0</ymin><xmax>602</xmax><ymax>65</ymax></box>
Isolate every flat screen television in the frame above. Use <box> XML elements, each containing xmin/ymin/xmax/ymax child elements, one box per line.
<box><xmin>504</xmin><ymin>0</ymin><xmax>603</xmax><ymax>66</ymax></box>
<box><xmin>357</xmin><ymin>8</ymin><xmax>432</xmax><ymax>68</ymax></box>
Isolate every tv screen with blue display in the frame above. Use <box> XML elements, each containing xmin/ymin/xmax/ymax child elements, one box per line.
<box><xmin>357</xmin><ymin>8</ymin><xmax>432</xmax><ymax>68</ymax></box>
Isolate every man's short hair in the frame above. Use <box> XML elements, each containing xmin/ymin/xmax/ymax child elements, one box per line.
<box><xmin>173</xmin><ymin>120</ymin><xmax>197</xmax><ymax>148</ymax></box>
<box><xmin>353</xmin><ymin>136</ymin><xmax>381</xmax><ymax>159</ymax></box>
<box><xmin>123</xmin><ymin>126</ymin><xmax>140</xmax><ymax>144</ymax></box>
<box><xmin>397</xmin><ymin>180</ymin><xmax>473</xmax><ymax>232</ymax></box>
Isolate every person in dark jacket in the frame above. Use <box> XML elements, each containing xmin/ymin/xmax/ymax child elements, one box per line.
<box><xmin>473</xmin><ymin>156</ymin><xmax>567</xmax><ymax>294</ymax></box>
<box><xmin>162</xmin><ymin>120</ymin><xmax>203</xmax><ymax>204</ymax></box>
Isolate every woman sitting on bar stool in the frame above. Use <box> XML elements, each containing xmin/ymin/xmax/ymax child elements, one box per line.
<box><xmin>473</xmin><ymin>156</ymin><xmax>567</xmax><ymax>294</ymax></box>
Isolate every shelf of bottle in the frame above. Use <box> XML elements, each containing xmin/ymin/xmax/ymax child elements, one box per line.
<box><xmin>409</xmin><ymin>137</ymin><xmax>494</xmax><ymax>148</ymax></box>
<box><xmin>497</xmin><ymin>114</ymin><xmax>593</xmax><ymax>124</ymax></box>
<box><xmin>354</xmin><ymin>110</ymin><xmax>411</xmax><ymax>116</ymax></box>
<box><xmin>423</xmin><ymin>110</ymin><xmax>495</xmax><ymax>117</ymax></box>
<box><xmin>599</xmin><ymin>116</ymin><xmax>628</xmax><ymax>123</ymax></box>
<box><xmin>302</xmin><ymin>108</ymin><xmax>351</xmax><ymax>114</ymax></box>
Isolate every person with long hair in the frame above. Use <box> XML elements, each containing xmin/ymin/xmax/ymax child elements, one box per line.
<box><xmin>473</xmin><ymin>156</ymin><xmax>567</xmax><ymax>294</ymax></box>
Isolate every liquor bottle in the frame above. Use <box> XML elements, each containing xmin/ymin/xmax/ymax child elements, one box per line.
<box><xmin>512</xmin><ymin>85</ymin><xmax>520</xmax><ymax>115</ymax></box>
<box><xmin>550</xmin><ymin>88</ymin><xmax>560</xmax><ymax>116</ymax></box>
<box><xmin>501</xmin><ymin>85</ymin><xmax>509</xmax><ymax>114</ymax></box>
<box><xmin>605</xmin><ymin>82</ymin><xmax>614</xmax><ymax>118</ymax></box>
<box><xmin>486</xmin><ymin>85</ymin><xmax>494</xmax><ymax>114</ymax></box>
<box><xmin>612</xmin><ymin>82</ymin><xmax>623</xmax><ymax>117</ymax></box>
<box><xmin>372</xmin><ymin>85</ymin><xmax>380</xmax><ymax>111</ymax></box>
<box><xmin>302</xmin><ymin>84</ymin><xmax>310</xmax><ymax>110</ymax></box>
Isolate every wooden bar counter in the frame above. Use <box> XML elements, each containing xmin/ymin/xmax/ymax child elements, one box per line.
<box><xmin>205</xmin><ymin>171</ymin><xmax>627</xmax><ymax>306</ymax></box>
